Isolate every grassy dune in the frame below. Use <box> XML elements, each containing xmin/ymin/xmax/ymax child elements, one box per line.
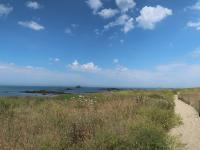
<box><xmin>0</xmin><ymin>90</ymin><xmax>181</xmax><ymax>150</ymax></box>
<box><xmin>178</xmin><ymin>88</ymin><xmax>200</xmax><ymax>112</ymax></box>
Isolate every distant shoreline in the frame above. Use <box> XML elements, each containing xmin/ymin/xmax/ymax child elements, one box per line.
<box><xmin>0</xmin><ymin>86</ymin><xmax>126</xmax><ymax>97</ymax></box>
<box><xmin>0</xmin><ymin>85</ymin><xmax>187</xmax><ymax>97</ymax></box>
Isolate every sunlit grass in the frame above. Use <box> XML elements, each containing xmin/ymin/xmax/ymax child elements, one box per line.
<box><xmin>0</xmin><ymin>90</ymin><xmax>181</xmax><ymax>150</ymax></box>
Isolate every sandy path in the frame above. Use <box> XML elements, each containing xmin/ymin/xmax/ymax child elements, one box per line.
<box><xmin>171</xmin><ymin>95</ymin><xmax>200</xmax><ymax>150</ymax></box>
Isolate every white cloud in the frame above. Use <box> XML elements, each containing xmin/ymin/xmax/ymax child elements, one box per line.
<box><xmin>104</xmin><ymin>14</ymin><xmax>134</xmax><ymax>33</ymax></box>
<box><xmin>86</xmin><ymin>0</ymin><xmax>103</xmax><ymax>13</ymax></box>
<box><xmin>3</xmin><ymin>61</ymin><xmax>200</xmax><ymax>87</ymax></box>
<box><xmin>187</xmin><ymin>1</ymin><xmax>200</xmax><ymax>30</ymax></box>
<box><xmin>26</xmin><ymin>1</ymin><xmax>41</xmax><ymax>10</ymax></box>
<box><xmin>124</xmin><ymin>17</ymin><xmax>134</xmax><ymax>33</ymax></box>
<box><xmin>0</xmin><ymin>63</ymin><xmax>86</xmax><ymax>86</ymax></box>
<box><xmin>98</xmin><ymin>8</ymin><xmax>119</xmax><ymax>19</ymax></box>
<box><xmin>136</xmin><ymin>5</ymin><xmax>172</xmax><ymax>30</ymax></box>
<box><xmin>187</xmin><ymin>21</ymin><xmax>200</xmax><ymax>30</ymax></box>
<box><xmin>69</xmin><ymin>60</ymin><xmax>101</xmax><ymax>72</ymax></box>
<box><xmin>18</xmin><ymin>21</ymin><xmax>45</xmax><ymax>31</ymax></box>
<box><xmin>97</xmin><ymin>62</ymin><xmax>200</xmax><ymax>88</ymax></box>
<box><xmin>85</xmin><ymin>0</ymin><xmax>135</xmax><ymax>33</ymax></box>
<box><xmin>115</xmin><ymin>0</ymin><xmax>136</xmax><ymax>12</ymax></box>
<box><xmin>0</xmin><ymin>4</ymin><xmax>13</xmax><ymax>17</ymax></box>
<box><xmin>191</xmin><ymin>0</ymin><xmax>200</xmax><ymax>10</ymax></box>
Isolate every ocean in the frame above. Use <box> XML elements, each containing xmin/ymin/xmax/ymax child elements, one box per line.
<box><xmin>0</xmin><ymin>86</ymin><xmax>105</xmax><ymax>96</ymax></box>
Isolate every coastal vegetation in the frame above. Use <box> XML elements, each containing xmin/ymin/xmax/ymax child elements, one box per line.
<box><xmin>0</xmin><ymin>90</ymin><xmax>181</xmax><ymax>150</ymax></box>
<box><xmin>178</xmin><ymin>88</ymin><xmax>200</xmax><ymax>114</ymax></box>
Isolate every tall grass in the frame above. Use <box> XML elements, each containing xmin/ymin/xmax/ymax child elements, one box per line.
<box><xmin>178</xmin><ymin>88</ymin><xmax>200</xmax><ymax>112</ymax></box>
<box><xmin>0</xmin><ymin>90</ymin><xmax>181</xmax><ymax>150</ymax></box>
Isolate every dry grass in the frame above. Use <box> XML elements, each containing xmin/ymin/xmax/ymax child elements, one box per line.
<box><xmin>178</xmin><ymin>88</ymin><xmax>200</xmax><ymax>112</ymax></box>
<box><xmin>0</xmin><ymin>90</ymin><xmax>181</xmax><ymax>150</ymax></box>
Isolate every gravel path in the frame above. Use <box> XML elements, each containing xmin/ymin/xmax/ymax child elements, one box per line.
<box><xmin>171</xmin><ymin>95</ymin><xmax>200</xmax><ymax>150</ymax></box>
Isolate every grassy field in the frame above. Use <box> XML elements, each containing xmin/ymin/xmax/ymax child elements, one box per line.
<box><xmin>178</xmin><ymin>88</ymin><xmax>200</xmax><ymax>113</ymax></box>
<box><xmin>0</xmin><ymin>90</ymin><xmax>182</xmax><ymax>150</ymax></box>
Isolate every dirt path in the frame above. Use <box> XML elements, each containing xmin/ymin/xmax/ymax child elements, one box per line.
<box><xmin>171</xmin><ymin>95</ymin><xmax>200</xmax><ymax>150</ymax></box>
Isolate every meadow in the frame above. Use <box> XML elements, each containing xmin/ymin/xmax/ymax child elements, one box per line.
<box><xmin>0</xmin><ymin>90</ymin><xmax>182</xmax><ymax>150</ymax></box>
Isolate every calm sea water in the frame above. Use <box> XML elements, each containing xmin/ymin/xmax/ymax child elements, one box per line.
<box><xmin>0</xmin><ymin>86</ymin><xmax>105</xmax><ymax>96</ymax></box>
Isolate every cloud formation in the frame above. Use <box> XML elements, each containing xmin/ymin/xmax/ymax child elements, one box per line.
<box><xmin>86</xmin><ymin>0</ymin><xmax>103</xmax><ymax>13</ymax></box>
<box><xmin>0</xmin><ymin>4</ymin><xmax>13</xmax><ymax>17</ymax></box>
<box><xmin>104</xmin><ymin>14</ymin><xmax>134</xmax><ymax>33</ymax></box>
<box><xmin>18</xmin><ymin>21</ymin><xmax>45</xmax><ymax>31</ymax></box>
<box><xmin>98</xmin><ymin>8</ymin><xmax>119</xmax><ymax>19</ymax></box>
<box><xmin>86</xmin><ymin>0</ymin><xmax>172</xmax><ymax>33</ymax></box>
<box><xmin>98</xmin><ymin>63</ymin><xmax>200</xmax><ymax>87</ymax></box>
<box><xmin>136</xmin><ymin>5</ymin><xmax>172</xmax><ymax>29</ymax></box>
<box><xmin>191</xmin><ymin>0</ymin><xmax>200</xmax><ymax>10</ymax></box>
<box><xmin>115</xmin><ymin>0</ymin><xmax>136</xmax><ymax>12</ymax></box>
<box><xmin>0</xmin><ymin>63</ymin><xmax>86</xmax><ymax>86</ymax></box>
<box><xmin>187</xmin><ymin>21</ymin><xmax>200</xmax><ymax>30</ymax></box>
<box><xmin>68</xmin><ymin>60</ymin><xmax>101</xmax><ymax>72</ymax></box>
<box><xmin>2</xmin><ymin>60</ymin><xmax>200</xmax><ymax>87</ymax></box>
<box><xmin>86</xmin><ymin>0</ymin><xmax>136</xmax><ymax>33</ymax></box>
<box><xmin>26</xmin><ymin>1</ymin><xmax>41</xmax><ymax>10</ymax></box>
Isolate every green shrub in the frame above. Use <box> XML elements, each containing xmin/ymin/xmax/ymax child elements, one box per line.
<box><xmin>88</xmin><ymin>132</ymin><xmax>129</xmax><ymax>150</ymax></box>
<box><xmin>129</xmin><ymin>123</ymin><xmax>172</xmax><ymax>150</ymax></box>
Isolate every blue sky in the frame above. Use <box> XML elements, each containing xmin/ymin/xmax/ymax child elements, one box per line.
<box><xmin>1</xmin><ymin>0</ymin><xmax>200</xmax><ymax>87</ymax></box>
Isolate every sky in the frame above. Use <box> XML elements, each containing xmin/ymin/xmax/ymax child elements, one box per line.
<box><xmin>1</xmin><ymin>0</ymin><xmax>200</xmax><ymax>87</ymax></box>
